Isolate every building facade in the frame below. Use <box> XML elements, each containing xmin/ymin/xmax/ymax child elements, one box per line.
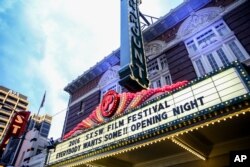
<box><xmin>49</xmin><ymin>0</ymin><xmax>250</xmax><ymax>166</ymax></box>
<box><xmin>62</xmin><ymin>0</ymin><xmax>250</xmax><ymax>140</ymax></box>
<box><xmin>0</xmin><ymin>86</ymin><xmax>29</xmax><ymax>141</ymax></box>
<box><xmin>28</xmin><ymin>114</ymin><xmax>52</xmax><ymax>138</ymax></box>
<box><xmin>14</xmin><ymin>128</ymin><xmax>49</xmax><ymax>167</ymax></box>
<box><xmin>0</xmin><ymin>112</ymin><xmax>52</xmax><ymax>166</ymax></box>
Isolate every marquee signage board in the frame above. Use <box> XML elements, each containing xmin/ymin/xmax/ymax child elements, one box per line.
<box><xmin>48</xmin><ymin>66</ymin><xmax>249</xmax><ymax>165</ymax></box>
<box><xmin>119</xmin><ymin>0</ymin><xmax>149</xmax><ymax>91</ymax></box>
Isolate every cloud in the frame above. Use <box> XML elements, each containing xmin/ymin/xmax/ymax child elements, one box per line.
<box><xmin>21</xmin><ymin>0</ymin><xmax>121</xmax><ymax>138</ymax></box>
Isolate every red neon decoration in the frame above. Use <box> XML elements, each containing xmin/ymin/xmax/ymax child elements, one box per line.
<box><xmin>63</xmin><ymin>81</ymin><xmax>188</xmax><ymax>140</ymax></box>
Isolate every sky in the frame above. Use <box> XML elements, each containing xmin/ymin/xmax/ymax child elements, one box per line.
<box><xmin>0</xmin><ymin>0</ymin><xmax>183</xmax><ymax>139</ymax></box>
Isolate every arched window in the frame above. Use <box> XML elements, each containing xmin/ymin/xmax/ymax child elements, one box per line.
<box><xmin>98</xmin><ymin>65</ymin><xmax>121</xmax><ymax>99</ymax></box>
<box><xmin>145</xmin><ymin>40</ymin><xmax>172</xmax><ymax>88</ymax></box>
<box><xmin>178</xmin><ymin>7</ymin><xmax>249</xmax><ymax>77</ymax></box>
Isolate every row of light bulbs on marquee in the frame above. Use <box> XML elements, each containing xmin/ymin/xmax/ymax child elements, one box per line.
<box><xmin>52</xmin><ymin>106</ymin><xmax>249</xmax><ymax>167</ymax></box>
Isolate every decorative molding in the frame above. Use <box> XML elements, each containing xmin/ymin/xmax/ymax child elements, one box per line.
<box><xmin>177</xmin><ymin>7</ymin><xmax>224</xmax><ymax>38</ymax></box>
<box><xmin>163</xmin><ymin>0</ymin><xmax>247</xmax><ymax>52</ymax></box>
<box><xmin>144</xmin><ymin>40</ymin><xmax>166</xmax><ymax>59</ymax></box>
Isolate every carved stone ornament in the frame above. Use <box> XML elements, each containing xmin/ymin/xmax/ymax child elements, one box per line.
<box><xmin>98</xmin><ymin>65</ymin><xmax>120</xmax><ymax>88</ymax></box>
<box><xmin>177</xmin><ymin>7</ymin><xmax>224</xmax><ymax>37</ymax></box>
<box><xmin>144</xmin><ymin>40</ymin><xmax>166</xmax><ymax>59</ymax></box>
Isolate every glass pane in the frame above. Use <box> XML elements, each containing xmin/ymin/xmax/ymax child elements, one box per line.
<box><xmin>186</xmin><ymin>40</ymin><xmax>197</xmax><ymax>54</ymax></box>
<box><xmin>215</xmin><ymin>22</ymin><xmax>229</xmax><ymax>36</ymax></box>
<box><xmin>156</xmin><ymin>80</ymin><xmax>161</xmax><ymax>87</ymax></box>
<box><xmin>207</xmin><ymin>53</ymin><xmax>219</xmax><ymax>71</ymax></box>
<box><xmin>228</xmin><ymin>41</ymin><xmax>246</xmax><ymax>61</ymax></box>
<box><xmin>159</xmin><ymin>56</ymin><xmax>168</xmax><ymax>69</ymax></box>
<box><xmin>197</xmin><ymin>29</ymin><xmax>217</xmax><ymax>48</ymax></box>
<box><xmin>217</xmin><ymin>48</ymin><xmax>230</xmax><ymax>66</ymax></box>
<box><xmin>195</xmin><ymin>59</ymin><xmax>206</xmax><ymax>76</ymax></box>
<box><xmin>165</xmin><ymin>75</ymin><xmax>171</xmax><ymax>85</ymax></box>
<box><xmin>148</xmin><ymin>59</ymin><xmax>159</xmax><ymax>73</ymax></box>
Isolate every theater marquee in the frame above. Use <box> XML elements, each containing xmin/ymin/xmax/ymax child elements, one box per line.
<box><xmin>48</xmin><ymin>63</ymin><xmax>250</xmax><ymax>165</ymax></box>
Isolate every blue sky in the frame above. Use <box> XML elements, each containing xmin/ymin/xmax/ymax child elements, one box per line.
<box><xmin>0</xmin><ymin>0</ymin><xmax>183</xmax><ymax>139</ymax></box>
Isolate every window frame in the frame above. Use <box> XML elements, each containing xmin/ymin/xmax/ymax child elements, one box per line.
<box><xmin>147</xmin><ymin>54</ymin><xmax>172</xmax><ymax>88</ymax></box>
<box><xmin>185</xmin><ymin>20</ymin><xmax>249</xmax><ymax>77</ymax></box>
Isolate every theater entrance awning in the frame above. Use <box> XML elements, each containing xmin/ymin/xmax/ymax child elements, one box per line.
<box><xmin>80</xmin><ymin>112</ymin><xmax>250</xmax><ymax>167</ymax></box>
<box><xmin>47</xmin><ymin>61</ymin><xmax>250</xmax><ymax>167</ymax></box>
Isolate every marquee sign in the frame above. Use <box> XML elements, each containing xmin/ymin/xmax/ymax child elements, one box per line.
<box><xmin>119</xmin><ymin>0</ymin><xmax>149</xmax><ymax>91</ymax></box>
<box><xmin>48</xmin><ymin>64</ymin><xmax>250</xmax><ymax>165</ymax></box>
<box><xmin>63</xmin><ymin>81</ymin><xmax>187</xmax><ymax>140</ymax></box>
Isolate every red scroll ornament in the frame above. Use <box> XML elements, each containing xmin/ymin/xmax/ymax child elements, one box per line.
<box><xmin>101</xmin><ymin>90</ymin><xmax>120</xmax><ymax>117</ymax></box>
<box><xmin>63</xmin><ymin>80</ymin><xmax>188</xmax><ymax>140</ymax></box>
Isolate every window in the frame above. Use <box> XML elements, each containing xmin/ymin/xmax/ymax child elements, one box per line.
<box><xmin>164</xmin><ymin>75</ymin><xmax>172</xmax><ymax>85</ymax></box>
<box><xmin>148</xmin><ymin>59</ymin><xmax>159</xmax><ymax>74</ymax></box>
<box><xmin>41</xmin><ymin>122</ymin><xmax>50</xmax><ymax>129</ymax></box>
<box><xmin>0</xmin><ymin>113</ymin><xmax>9</xmax><ymax>120</ymax></box>
<box><xmin>197</xmin><ymin>29</ymin><xmax>217</xmax><ymax>49</ymax></box>
<box><xmin>185</xmin><ymin>20</ymin><xmax>249</xmax><ymax>77</ymax></box>
<box><xmin>77</xmin><ymin>101</ymin><xmax>85</xmax><ymax>115</ymax></box>
<box><xmin>217</xmin><ymin>48</ymin><xmax>230</xmax><ymax>66</ymax></box>
<box><xmin>150</xmin><ymin>74</ymin><xmax>172</xmax><ymax>88</ymax></box>
<box><xmin>0</xmin><ymin>121</ymin><xmax>6</xmax><ymax>126</ymax></box>
<box><xmin>195</xmin><ymin>59</ymin><xmax>206</xmax><ymax>76</ymax></box>
<box><xmin>41</xmin><ymin>129</ymin><xmax>49</xmax><ymax>134</ymax></box>
<box><xmin>151</xmin><ymin>80</ymin><xmax>161</xmax><ymax>88</ymax></box>
<box><xmin>148</xmin><ymin>54</ymin><xmax>172</xmax><ymax>88</ymax></box>
<box><xmin>156</xmin><ymin>80</ymin><xmax>161</xmax><ymax>87</ymax></box>
<box><xmin>159</xmin><ymin>55</ymin><xmax>168</xmax><ymax>70</ymax></box>
<box><xmin>228</xmin><ymin>41</ymin><xmax>246</xmax><ymax>61</ymax></box>
<box><xmin>207</xmin><ymin>54</ymin><xmax>219</xmax><ymax>71</ymax></box>
<box><xmin>215</xmin><ymin>22</ymin><xmax>229</xmax><ymax>36</ymax></box>
<box><xmin>186</xmin><ymin>40</ymin><xmax>198</xmax><ymax>55</ymax></box>
<box><xmin>148</xmin><ymin>55</ymin><xmax>168</xmax><ymax>73</ymax></box>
